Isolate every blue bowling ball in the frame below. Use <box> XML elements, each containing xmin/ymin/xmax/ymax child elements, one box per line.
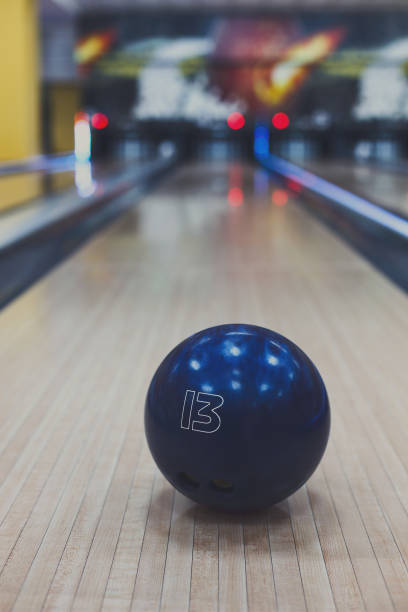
<box><xmin>145</xmin><ymin>324</ymin><xmax>330</xmax><ymax>511</ymax></box>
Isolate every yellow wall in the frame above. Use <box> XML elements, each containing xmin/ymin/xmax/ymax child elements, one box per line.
<box><xmin>0</xmin><ymin>0</ymin><xmax>41</xmax><ymax>207</ymax></box>
<box><xmin>0</xmin><ymin>0</ymin><xmax>40</xmax><ymax>161</ymax></box>
<box><xmin>0</xmin><ymin>3</ymin><xmax>79</xmax><ymax>210</ymax></box>
<box><xmin>50</xmin><ymin>84</ymin><xmax>80</xmax><ymax>153</ymax></box>
<box><xmin>0</xmin><ymin>173</ymin><xmax>42</xmax><ymax>212</ymax></box>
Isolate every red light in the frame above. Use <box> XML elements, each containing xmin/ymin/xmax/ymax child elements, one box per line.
<box><xmin>272</xmin><ymin>189</ymin><xmax>289</xmax><ymax>206</ymax></box>
<box><xmin>74</xmin><ymin>111</ymin><xmax>89</xmax><ymax>124</ymax></box>
<box><xmin>272</xmin><ymin>113</ymin><xmax>290</xmax><ymax>130</ymax></box>
<box><xmin>227</xmin><ymin>112</ymin><xmax>245</xmax><ymax>130</ymax></box>
<box><xmin>91</xmin><ymin>112</ymin><xmax>109</xmax><ymax>130</ymax></box>
<box><xmin>287</xmin><ymin>179</ymin><xmax>301</xmax><ymax>193</ymax></box>
<box><xmin>228</xmin><ymin>187</ymin><xmax>243</xmax><ymax>206</ymax></box>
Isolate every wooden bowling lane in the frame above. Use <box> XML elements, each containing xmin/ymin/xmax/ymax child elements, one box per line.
<box><xmin>0</xmin><ymin>161</ymin><xmax>407</xmax><ymax>611</ymax></box>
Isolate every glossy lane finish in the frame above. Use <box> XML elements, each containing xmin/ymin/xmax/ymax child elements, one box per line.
<box><xmin>146</xmin><ymin>324</ymin><xmax>330</xmax><ymax>511</ymax></box>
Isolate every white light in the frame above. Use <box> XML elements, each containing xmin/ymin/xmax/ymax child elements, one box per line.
<box><xmin>190</xmin><ymin>359</ymin><xmax>200</xmax><ymax>370</ymax></box>
<box><xmin>159</xmin><ymin>141</ymin><xmax>176</xmax><ymax>158</ymax></box>
<box><xmin>354</xmin><ymin>37</ymin><xmax>408</xmax><ymax>120</ymax></box>
<box><xmin>272</xmin><ymin>60</ymin><xmax>299</xmax><ymax>88</ymax></box>
<box><xmin>267</xmin><ymin>355</ymin><xmax>279</xmax><ymax>365</ymax></box>
<box><xmin>133</xmin><ymin>38</ymin><xmax>244</xmax><ymax>123</ymax></box>
<box><xmin>74</xmin><ymin>119</ymin><xmax>91</xmax><ymax>162</ymax></box>
<box><xmin>354</xmin><ymin>141</ymin><xmax>373</xmax><ymax>160</ymax></box>
<box><xmin>74</xmin><ymin>161</ymin><xmax>95</xmax><ymax>197</ymax></box>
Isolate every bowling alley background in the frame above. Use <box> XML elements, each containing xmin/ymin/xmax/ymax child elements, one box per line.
<box><xmin>0</xmin><ymin>1</ymin><xmax>407</xmax><ymax>610</ymax></box>
<box><xmin>73</xmin><ymin>12</ymin><xmax>408</xmax><ymax>133</ymax></box>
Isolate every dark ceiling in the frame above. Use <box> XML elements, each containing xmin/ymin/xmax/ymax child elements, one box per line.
<box><xmin>40</xmin><ymin>0</ymin><xmax>408</xmax><ymax>15</ymax></box>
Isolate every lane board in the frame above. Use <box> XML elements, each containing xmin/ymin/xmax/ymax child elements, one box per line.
<box><xmin>0</xmin><ymin>162</ymin><xmax>407</xmax><ymax>611</ymax></box>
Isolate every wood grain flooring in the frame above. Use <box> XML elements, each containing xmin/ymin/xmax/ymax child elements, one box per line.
<box><xmin>0</xmin><ymin>162</ymin><xmax>407</xmax><ymax>611</ymax></box>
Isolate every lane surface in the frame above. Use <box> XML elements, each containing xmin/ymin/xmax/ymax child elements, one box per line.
<box><xmin>0</xmin><ymin>162</ymin><xmax>407</xmax><ymax>612</ymax></box>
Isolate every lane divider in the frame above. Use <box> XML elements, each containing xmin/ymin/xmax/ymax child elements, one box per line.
<box><xmin>0</xmin><ymin>153</ymin><xmax>75</xmax><ymax>177</ymax></box>
<box><xmin>257</xmin><ymin>152</ymin><xmax>408</xmax><ymax>240</ymax></box>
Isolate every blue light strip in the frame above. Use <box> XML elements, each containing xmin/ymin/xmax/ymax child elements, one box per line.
<box><xmin>257</xmin><ymin>152</ymin><xmax>408</xmax><ymax>240</ymax></box>
<box><xmin>254</xmin><ymin>125</ymin><xmax>270</xmax><ymax>157</ymax></box>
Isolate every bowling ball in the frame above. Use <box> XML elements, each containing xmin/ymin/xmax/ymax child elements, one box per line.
<box><xmin>145</xmin><ymin>324</ymin><xmax>330</xmax><ymax>512</ymax></box>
